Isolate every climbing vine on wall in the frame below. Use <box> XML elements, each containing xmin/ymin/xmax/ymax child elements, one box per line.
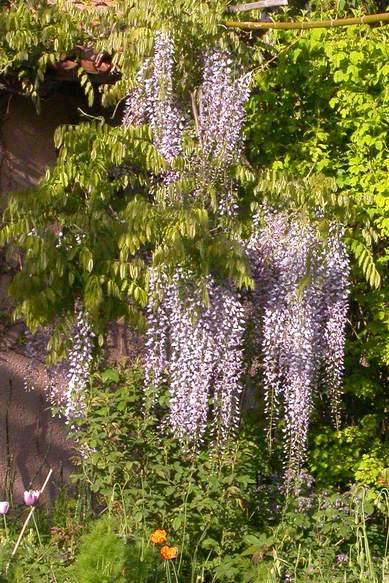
<box><xmin>0</xmin><ymin>0</ymin><xmax>386</xmax><ymax>482</ymax></box>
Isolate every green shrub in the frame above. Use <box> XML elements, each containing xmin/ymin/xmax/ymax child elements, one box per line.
<box><xmin>70</xmin><ymin>516</ymin><xmax>128</xmax><ymax>583</ymax></box>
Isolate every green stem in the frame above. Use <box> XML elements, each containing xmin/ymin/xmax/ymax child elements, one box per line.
<box><xmin>165</xmin><ymin>561</ymin><xmax>172</xmax><ymax>583</ymax></box>
<box><xmin>171</xmin><ymin>560</ymin><xmax>180</xmax><ymax>583</ymax></box>
<box><xmin>31</xmin><ymin>511</ymin><xmax>42</xmax><ymax>547</ymax></box>
<box><xmin>3</xmin><ymin>515</ymin><xmax>8</xmax><ymax>539</ymax></box>
<box><xmin>177</xmin><ymin>463</ymin><xmax>195</xmax><ymax>575</ymax></box>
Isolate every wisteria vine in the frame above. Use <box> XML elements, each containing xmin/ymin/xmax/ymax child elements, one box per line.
<box><xmin>124</xmin><ymin>32</ymin><xmax>251</xmax><ymax>444</ymax></box>
<box><xmin>21</xmin><ymin>32</ymin><xmax>351</xmax><ymax>479</ymax></box>
<box><xmin>24</xmin><ymin>301</ymin><xmax>94</xmax><ymax>424</ymax></box>
<box><xmin>248</xmin><ymin>211</ymin><xmax>350</xmax><ymax>476</ymax></box>
<box><xmin>124</xmin><ymin>32</ymin><xmax>350</xmax><ymax>463</ymax></box>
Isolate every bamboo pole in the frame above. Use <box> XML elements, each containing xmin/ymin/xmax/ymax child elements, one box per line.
<box><xmin>225</xmin><ymin>11</ymin><xmax>389</xmax><ymax>30</ymax></box>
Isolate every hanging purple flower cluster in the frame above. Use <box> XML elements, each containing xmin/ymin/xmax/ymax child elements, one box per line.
<box><xmin>123</xmin><ymin>34</ymin><xmax>252</xmax><ymax>444</ymax></box>
<box><xmin>62</xmin><ymin>301</ymin><xmax>94</xmax><ymax>421</ymax></box>
<box><xmin>123</xmin><ymin>33</ymin><xmax>251</xmax><ymax>211</ymax></box>
<box><xmin>321</xmin><ymin>223</ymin><xmax>350</xmax><ymax>427</ymax></box>
<box><xmin>194</xmin><ymin>50</ymin><xmax>251</xmax><ymax>215</ymax></box>
<box><xmin>123</xmin><ymin>31</ymin><xmax>183</xmax><ymax>164</ymax></box>
<box><xmin>24</xmin><ymin>301</ymin><xmax>94</xmax><ymax>423</ymax></box>
<box><xmin>145</xmin><ymin>268</ymin><xmax>245</xmax><ymax>444</ymax></box>
<box><xmin>198</xmin><ymin>50</ymin><xmax>251</xmax><ymax>166</ymax></box>
<box><xmin>248</xmin><ymin>210</ymin><xmax>349</xmax><ymax>475</ymax></box>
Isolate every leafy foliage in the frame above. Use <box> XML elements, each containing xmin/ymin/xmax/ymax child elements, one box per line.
<box><xmin>1</xmin><ymin>113</ymin><xmax>251</xmax><ymax>351</ymax></box>
<box><xmin>0</xmin><ymin>1</ymin><xmax>388</xmax><ymax>577</ymax></box>
<box><xmin>69</xmin><ymin>516</ymin><xmax>130</xmax><ymax>583</ymax></box>
<box><xmin>67</xmin><ymin>365</ymin><xmax>389</xmax><ymax>582</ymax></box>
<box><xmin>71</xmin><ymin>366</ymin><xmax>267</xmax><ymax>579</ymax></box>
<box><xmin>0</xmin><ymin>0</ymin><xmax>231</xmax><ymax>110</ymax></box>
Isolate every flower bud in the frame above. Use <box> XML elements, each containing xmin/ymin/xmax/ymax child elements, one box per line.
<box><xmin>0</xmin><ymin>501</ymin><xmax>9</xmax><ymax>515</ymax></box>
<box><xmin>23</xmin><ymin>490</ymin><xmax>40</xmax><ymax>506</ymax></box>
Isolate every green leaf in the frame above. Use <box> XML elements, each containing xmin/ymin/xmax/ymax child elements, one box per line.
<box><xmin>101</xmin><ymin>368</ymin><xmax>120</xmax><ymax>384</ymax></box>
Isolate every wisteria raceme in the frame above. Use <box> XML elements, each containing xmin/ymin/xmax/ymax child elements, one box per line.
<box><xmin>122</xmin><ymin>59</ymin><xmax>151</xmax><ymax>127</ymax></box>
<box><xmin>321</xmin><ymin>223</ymin><xmax>350</xmax><ymax>427</ymax></box>
<box><xmin>150</xmin><ymin>31</ymin><xmax>183</xmax><ymax>163</ymax></box>
<box><xmin>24</xmin><ymin>301</ymin><xmax>94</xmax><ymax>423</ymax></box>
<box><xmin>198</xmin><ymin>50</ymin><xmax>251</xmax><ymax>166</ymax></box>
<box><xmin>144</xmin><ymin>269</ymin><xmax>171</xmax><ymax>392</ymax></box>
<box><xmin>145</xmin><ymin>269</ymin><xmax>245</xmax><ymax>444</ymax></box>
<box><xmin>123</xmin><ymin>32</ymin><xmax>183</xmax><ymax>163</ymax></box>
<box><xmin>63</xmin><ymin>301</ymin><xmax>95</xmax><ymax>421</ymax></box>
<box><xmin>248</xmin><ymin>211</ymin><xmax>349</xmax><ymax>479</ymax></box>
<box><xmin>195</xmin><ymin>50</ymin><xmax>251</xmax><ymax>215</ymax></box>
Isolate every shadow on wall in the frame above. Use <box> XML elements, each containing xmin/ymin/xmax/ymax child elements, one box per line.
<box><xmin>0</xmin><ymin>322</ymin><xmax>146</xmax><ymax>504</ymax></box>
<box><xmin>0</xmin><ymin>90</ymin><xmax>83</xmax><ymax>204</ymax></box>
<box><xmin>0</xmin><ymin>350</ymin><xmax>75</xmax><ymax>505</ymax></box>
<box><xmin>0</xmin><ymin>87</ymin><xmax>85</xmax><ymax>502</ymax></box>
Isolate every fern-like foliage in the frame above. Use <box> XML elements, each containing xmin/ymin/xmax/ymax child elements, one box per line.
<box><xmin>1</xmin><ymin>109</ymin><xmax>253</xmax><ymax>354</ymax></box>
<box><xmin>349</xmin><ymin>239</ymin><xmax>381</xmax><ymax>289</ymax></box>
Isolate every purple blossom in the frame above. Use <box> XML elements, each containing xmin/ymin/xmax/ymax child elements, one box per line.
<box><xmin>24</xmin><ymin>301</ymin><xmax>94</xmax><ymax>424</ymax></box>
<box><xmin>194</xmin><ymin>50</ymin><xmax>251</xmax><ymax>214</ymax></box>
<box><xmin>62</xmin><ymin>301</ymin><xmax>94</xmax><ymax>421</ymax></box>
<box><xmin>0</xmin><ymin>501</ymin><xmax>9</xmax><ymax>515</ymax></box>
<box><xmin>145</xmin><ymin>269</ymin><xmax>245</xmax><ymax>444</ymax></box>
<box><xmin>123</xmin><ymin>31</ymin><xmax>183</xmax><ymax>164</ymax></box>
<box><xmin>248</xmin><ymin>210</ymin><xmax>349</xmax><ymax>481</ymax></box>
<box><xmin>321</xmin><ymin>223</ymin><xmax>350</xmax><ymax>427</ymax></box>
<box><xmin>198</xmin><ymin>50</ymin><xmax>251</xmax><ymax>166</ymax></box>
<box><xmin>124</xmin><ymin>39</ymin><xmax>251</xmax><ymax>213</ymax></box>
<box><xmin>23</xmin><ymin>490</ymin><xmax>40</xmax><ymax>507</ymax></box>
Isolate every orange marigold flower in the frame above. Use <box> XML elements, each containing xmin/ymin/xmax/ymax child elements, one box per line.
<box><xmin>150</xmin><ymin>529</ymin><xmax>167</xmax><ymax>545</ymax></box>
<box><xmin>160</xmin><ymin>545</ymin><xmax>178</xmax><ymax>560</ymax></box>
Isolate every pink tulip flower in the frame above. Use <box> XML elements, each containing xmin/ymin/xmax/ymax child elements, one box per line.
<box><xmin>0</xmin><ymin>501</ymin><xmax>9</xmax><ymax>515</ymax></box>
<box><xmin>23</xmin><ymin>490</ymin><xmax>40</xmax><ymax>507</ymax></box>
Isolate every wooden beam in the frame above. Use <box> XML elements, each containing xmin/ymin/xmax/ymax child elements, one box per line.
<box><xmin>228</xmin><ymin>0</ymin><xmax>288</xmax><ymax>12</ymax></box>
<box><xmin>225</xmin><ymin>11</ymin><xmax>389</xmax><ymax>29</ymax></box>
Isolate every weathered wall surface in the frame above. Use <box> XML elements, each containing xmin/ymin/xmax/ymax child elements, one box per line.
<box><xmin>0</xmin><ymin>91</ymin><xmax>80</xmax><ymax>199</ymax></box>
<box><xmin>0</xmin><ymin>90</ymin><xmax>82</xmax><ymax>501</ymax></box>
<box><xmin>0</xmin><ymin>349</ymin><xmax>74</xmax><ymax>504</ymax></box>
